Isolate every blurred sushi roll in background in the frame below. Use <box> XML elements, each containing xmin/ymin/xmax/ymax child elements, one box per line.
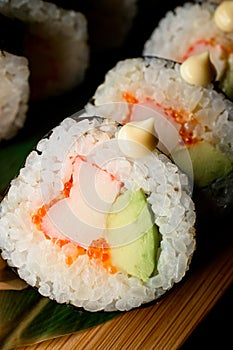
<box><xmin>85</xmin><ymin>56</ymin><xmax>233</xmax><ymax>213</ymax></box>
<box><xmin>0</xmin><ymin>0</ymin><xmax>89</xmax><ymax>100</ymax></box>
<box><xmin>0</xmin><ymin>51</ymin><xmax>30</xmax><ymax>141</ymax></box>
<box><xmin>143</xmin><ymin>1</ymin><xmax>233</xmax><ymax>101</ymax></box>
<box><xmin>47</xmin><ymin>0</ymin><xmax>138</xmax><ymax>49</ymax></box>
<box><xmin>0</xmin><ymin>116</ymin><xmax>196</xmax><ymax>312</ymax></box>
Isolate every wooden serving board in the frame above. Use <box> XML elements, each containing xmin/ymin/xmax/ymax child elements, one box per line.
<box><xmin>14</xmin><ymin>226</ymin><xmax>233</xmax><ymax>350</ymax></box>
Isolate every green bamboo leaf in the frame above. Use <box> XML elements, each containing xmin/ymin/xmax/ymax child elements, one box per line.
<box><xmin>0</xmin><ymin>258</ymin><xmax>28</xmax><ymax>291</ymax></box>
<box><xmin>0</xmin><ymin>287</ymin><xmax>120</xmax><ymax>350</ymax></box>
<box><xmin>0</xmin><ymin>119</ymin><xmax>121</xmax><ymax>349</ymax></box>
<box><xmin>0</xmin><ymin>137</ymin><xmax>39</xmax><ymax>195</ymax></box>
<box><xmin>0</xmin><ymin>133</ymin><xmax>120</xmax><ymax>350</ymax></box>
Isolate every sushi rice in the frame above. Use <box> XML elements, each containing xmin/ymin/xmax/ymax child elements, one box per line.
<box><xmin>143</xmin><ymin>1</ymin><xmax>233</xmax><ymax>99</ymax></box>
<box><xmin>86</xmin><ymin>56</ymin><xmax>233</xmax><ymax>186</ymax></box>
<box><xmin>0</xmin><ymin>51</ymin><xmax>30</xmax><ymax>141</ymax></box>
<box><xmin>0</xmin><ymin>0</ymin><xmax>89</xmax><ymax>99</ymax></box>
<box><xmin>0</xmin><ymin>116</ymin><xmax>196</xmax><ymax>312</ymax></box>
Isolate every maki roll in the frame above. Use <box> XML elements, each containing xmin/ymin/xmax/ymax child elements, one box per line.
<box><xmin>0</xmin><ymin>51</ymin><xmax>30</xmax><ymax>141</ymax></box>
<box><xmin>86</xmin><ymin>56</ymin><xmax>233</xmax><ymax>191</ymax></box>
<box><xmin>0</xmin><ymin>116</ymin><xmax>195</xmax><ymax>312</ymax></box>
<box><xmin>0</xmin><ymin>0</ymin><xmax>89</xmax><ymax>100</ymax></box>
<box><xmin>47</xmin><ymin>0</ymin><xmax>138</xmax><ymax>49</ymax></box>
<box><xmin>143</xmin><ymin>1</ymin><xmax>233</xmax><ymax>100</ymax></box>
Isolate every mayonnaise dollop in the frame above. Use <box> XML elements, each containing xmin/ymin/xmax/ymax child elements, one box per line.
<box><xmin>118</xmin><ymin>117</ymin><xmax>158</xmax><ymax>158</ymax></box>
<box><xmin>214</xmin><ymin>1</ymin><xmax>233</xmax><ymax>32</ymax></box>
<box><xmin>180</xmin><ymin>51</ymin><xmax>217</xmax><ymax>86</ymax></box>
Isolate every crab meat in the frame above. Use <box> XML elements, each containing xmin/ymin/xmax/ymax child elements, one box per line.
<box><xmin>41</xmin><ymin>157</ymin><xmax>122</xmax><ymax>247</ymax></box>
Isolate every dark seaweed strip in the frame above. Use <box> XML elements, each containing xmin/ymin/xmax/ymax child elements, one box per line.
<box><xmin>203</xmin><ymin>170</ymin><xmax>233</xmax><ymax>214</ymax></box>
<box><xmin>144</xmin><ymin>55</ymin><xmax>179</xmax><ymax>69</ymax></box>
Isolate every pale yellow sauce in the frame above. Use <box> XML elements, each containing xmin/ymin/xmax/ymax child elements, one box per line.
<box><xmin>180</xmin><ymin>51</ymin><xmax>216</xmax><ymax>86</ymax></box>
<box><xmin>214</xmin><ymin>1</ymin><xmax>233</xmax><ymax>32</ymax></box>
<box><xmin>118</xmin><ymin>118</ymin><xmax>158</xmax><ymax>158</ymax></box>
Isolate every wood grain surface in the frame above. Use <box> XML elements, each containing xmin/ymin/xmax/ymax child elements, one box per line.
<box><xmin>14</xmin><ymin>230</ymin><xmax>233</xmax><ymax>350</ymax></box>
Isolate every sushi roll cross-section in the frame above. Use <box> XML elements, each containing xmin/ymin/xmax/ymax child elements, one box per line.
<box><xmin>86</xmin><ymin>56</ymin><xmax>233</xmax><ymax>189</ymax></box>
<box><xmin>0</xmin><ymin>116</ymin><xmax>195</xmax><ymax>312</ymax></box>
<box><xmin>0</xmin><ymin>50</ymin><xmax>30</xmax><ymax>141</ymax></box>
<box><xmin>143</xmin><ymin>0</ymin><xmax>233</xmax><ymax>101</ymax></box>
<box><xmin>0</xmin><ymin>0</ymin><xmax>89</xmax><ymax>100</ymax></box>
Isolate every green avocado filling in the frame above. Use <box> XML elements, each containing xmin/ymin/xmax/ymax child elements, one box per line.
<box><xmin>105</xmin><ymin>189</ymin><xmax>160</xmax><ymax>282</ymax></box>
<box><xmin>173</xmin><ymin>140</ymin><xmax>233</xmax><ymax>188</ymax></box>
<box><xmin>219</xmin><ymin>57</ymin><xmax>233</xmax><ymax>101</ymax></box>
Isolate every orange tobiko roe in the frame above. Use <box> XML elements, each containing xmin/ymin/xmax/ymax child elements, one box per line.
<box><xmin>32</xmin><ymin>205</ymin><xmax>47</xmax><ymax>230</ymax></box>
<box><xmin>182</xmin><ymin>38</ymin><xmax>216</xmax><ymax>61</ymax></box>
<box><xmin>122</xmin><ymin>92</ymin><xmax>202</xmax><ymax>145</ymax></box>
<box><xmin>122</xmin><ymin>91</ymin><xmax>139</xmax><ymax>104</ymax></box>
<box><xmin>32</xmin><ymin>170</ymin><xmax>117</xmax><ymax>273</ymax></box>
<box><xmin>63</xmin><ymin>176</ymin><xmax>73</xmax><ymax>198</ymax></box>
<box><xmin>182</xmin><ymin>37</ymin><xmax>233</xmax><ymax>62</ymax></box>
<box><xmin>87</xmin><ymin>238</ymin><xmax>118</xmax><ymax>274</ymax></box>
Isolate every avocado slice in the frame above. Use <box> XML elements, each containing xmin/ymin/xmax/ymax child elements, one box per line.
<box><xmin>219</xmin><ymin>57</ymin><xmax>233</xmax><ymax>101</ymax></box>
<box><xmin>105</xmin><ymin>189</ymin><xmax>160</xmax><ymax>282</ymax></box>
<box><xmin>173</xmin><ymin>140</ymin><xmax>233</xmax><ymax>187</ymax></box>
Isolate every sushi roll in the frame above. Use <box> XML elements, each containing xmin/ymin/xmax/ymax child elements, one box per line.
<box><xmin>0</xmin><ymin>115</ymin><xmax>196</xmax><ymax>312</ymax></box>
<box><xmin>0</xmin><ymin>51</ymin><xmax>30</xmax><ymax>141</ymax></box>
<box><xmin>143</xmin><ymin>1</ymin><xmax>233</xmax><ymax>100</ymax></box>
<box><xmin>47</xmin><ymin>0</ymin><xmax>138</xmax><ymax>49</ymax></box>
<box><xmin>86</xmin><ymin>56</ymin><xmax>233</xmax><ymax>191</ymax></box>
<box><xmin>0</xmin><ymin>0</ymin><xmax>89</xmax><ymax>100</ymax></box>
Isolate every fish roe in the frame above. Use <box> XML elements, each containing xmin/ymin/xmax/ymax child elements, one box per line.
<box><xmin>31</xmin><ymin>161</ymin><xmax>118</xmax><ymax>273</ymax></box>
<box><xmin>122</xmin><ymin>91</ymin><xmax>139</xmax><ymax>104</ymax></box>
<box><xmin>182</xmin><ymin>37</ymin><xmax>233</xmax><ymax>61</ymax></box>
<box><xmin>182</xmin><ymin>38</ymin><xmax>216</xmax><ymax>61</ymax></box>
<box><xmin>63</xmin><ymin>176</ymin><xmax>73</xmax><ymax>197</ymax></box>
<box><xmin>32</xmin><ymin>205</ymin><xmax>47</xmax><ymax>230</ymax></box>
<box><xmin>87</xmin><ymin>238</ymin><xmax>118</xmax><ymax>273</ymax></box>
<box><xmin>165</xmin><ymin>107</ymin><xmax>202</xmax><ymax>145</ymax></box>
<box><xmin>32</xmin><ymin>174</ymin><xmax>73</xmax><ymax>230</ymax></box>
<box><xmin>52</xmin><ymin>239</ymin><xmax>70</xmax><ymax>248</ymax></box>
<box><xmin>63</xmin><ymin>243</ymin><xmax>86</xmax><ymax>266</ymax></box>
<box><xmin>32</xmin><ymin>204</ymin><xmax>117</xmax><ymax>272</ymax></box>
<box><xmin>122</xmin><ymin>94</ymin><xmax>202</xmax><ymax>145</ymax></box>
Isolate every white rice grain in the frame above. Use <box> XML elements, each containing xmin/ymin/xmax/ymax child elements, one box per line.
<box><xmin>0</xmin><ymin>116</ymin><xmax>196</xmax><ymax>311</ymax></box>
